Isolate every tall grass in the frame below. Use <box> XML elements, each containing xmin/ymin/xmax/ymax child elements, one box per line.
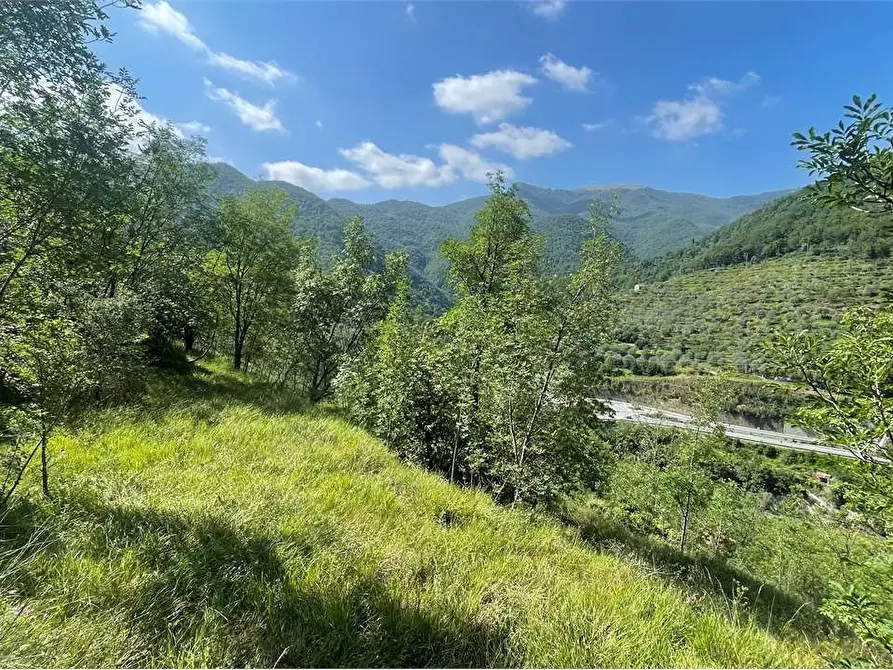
<box><xmin>0</xmin><ymin>363</ymin><xmax>821</xmax><ymax>666</ymax></box>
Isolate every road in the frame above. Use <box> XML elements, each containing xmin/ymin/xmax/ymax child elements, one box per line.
<box><xmin>599</xmin><ymin>399</ymin><xmax>858</xmax><ymax>459</ymax></box>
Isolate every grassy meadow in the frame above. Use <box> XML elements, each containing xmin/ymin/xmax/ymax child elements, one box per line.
<box><xmin>0</xmin><ymin>362</ymin><xmax>826</xmax><ymax>667</ymax></box>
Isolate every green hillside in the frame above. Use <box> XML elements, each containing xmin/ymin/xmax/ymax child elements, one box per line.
<box><xmin>633</xmin><ymin>190</ymin><xmax>893</xmax><ymax>283</ymax></box>
<box><xmin>0</xmin><ymin>365</ymin><xmax>816</xmax><ymax>667</ymax></box>
<box><xmin>517</xmin><ymin>184</ymin><xmax>791</xmax><ymax>259</ymax></box>
<box><xmin>610</xmin><ymin>256</ymin><xmax>893</xmax><ymax>378</ymax></box>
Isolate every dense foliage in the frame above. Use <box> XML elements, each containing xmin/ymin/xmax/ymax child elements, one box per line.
<box><xmin>0</xmin><ymin>0</ymin><xmax>218</xmax><ymax>501</ymax></box>
<box><xmin>336</xmin><ymin>177</ymin><xmax>621</xmax><ymax>506</ymax></box>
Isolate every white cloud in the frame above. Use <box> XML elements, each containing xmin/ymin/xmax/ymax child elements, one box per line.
<box><xmin>406</xmin><ymin>2</ymin><xmax>416</xmax><ymax>22</ymax></box>
<box><xmin>438</xmin><ymin>144</ymin><xmax>513</xmax><ymax>182</ymax></box>
<box><xmin>262</xmin><ymin>160</ymin><xmax>371</xmax><ymax>191</ymax></box>
<box><xmin>645</xmin><ymin>97</ymin><xmax>723</xmax><ymax>142</ymax></box>
<box><xmin>529</xmin><ymin>0</ymin><xmax>566</xmax><ymax>20</ymax></box>
<box><xmin>138</xmin><ymin>1</ymin><xmax>205</xmax><ymax>51</ymax></box>
<box><xmin>335</xmin><ymin>141</ymin><xmax>510</xmax><ymax>189</ymax></box>
<box><xmin>205</xmin><ymin>80</ymin><xmax>284</xmax><ymax>133</ymax></box>
<box><xmin>539</xmin><ymin>53</ymin><xmax>592</xmax><ymax>92</ymax></box>
<box><xmin>470</xmin><ymin>123</ymin><xmax>571</xmax><ymax>159</ymax></box>
<box><xmin>207</xmin><ymin>156</ymin><xmax>235</xmax><ymax>166</ymax></box>
<box><xmin>340</xmin><ymin>141</ymin><xmax>451</xmax><ymax>188</ymax></box>
<box><xmin>314</xmin><ymin>120</ymin><xmax>323</xmax><ymax>128</ymax></box>
<box><xmin>644</xmin><ymin>71</ymin><xmax>760</xmax><ymax>141</ymax></box>
<box><xmin>176</xmin><ymin>120</ymin><xmax>211</xmax><ymax>135</ymax></box>
<box><xmin>206</xmin><ymin>52</ymin><xmax>293</xmax><ymax>87</ymax></box>
<box><xmin>138</xmin><ymin>1</ymin><xmax>294</xmax><ymax>86</ymax></box>
<box><xmin>433</xmin><ymin>70</ymin><xmax>537</xmax><ymax>125</ymax></box>
<box><xmin>582</xmin><ymin>121</ymin><xmax>611</xmax><ymax>131</ymax></box>
<box><xmin>688</xmin><ymin>71</ymin><xmax>760</xmax><ymax>97</ymax></box>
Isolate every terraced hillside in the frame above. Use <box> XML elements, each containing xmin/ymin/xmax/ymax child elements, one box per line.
<box><xmin>610</xmin><ymin>256</ymin><xmax>893</xmax><ymax>377</ymax></box>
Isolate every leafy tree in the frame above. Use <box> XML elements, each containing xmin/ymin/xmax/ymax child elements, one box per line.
<box><xmin>664</xmin><ymin>376</ymin><xmax>731</xmax><ymax>553</ymax></box>
<box><xmin>277</xmin><ymin>217</ymin><xmax>405</xmax><ymax>400</ymax></box>
<box><xmin>0</xmin><ymin>293</ymin><xmax>86</xmax><ymax>499</ymax></box>
<box><xmin>793</xmin><ymin>94</ymin><xmax>893</xmax><ymax>215</ymax></box>
<box><xmin>209</xmin><ymin>189</ymin><xmax>300</xmax><ymax>370</ymax></box>
<box><xmin>0</xmin><ymin>1</ymin><xmax>139</xmax><ymax>308</ymax></box>
<box><xmin>341</xmin><ymin>174</ymin><xmax>620</xmax><ymax>506</ymax></box>
<box><xmin>769</xmin><ymin>95</ymin><xmax>893</xmax><ymax>662</ymax></box>
<box><xmin>95</xmin><ymin>125</ymin><xmax>215</xmax><ymax>355</ymax></box>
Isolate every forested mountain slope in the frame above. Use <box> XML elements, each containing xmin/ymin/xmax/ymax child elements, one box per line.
<box><xmin>632</xmin><ymin>190</ymin><xmax>893</xmax><ymax>283</ymax></box>
<box><xmin>210</xmin><ymin>163</ymin><xmax>788</xmax><ymax>288</ymax></box>
<box><xmin>328</xmin><ymin>182</ymin><xmax>789</xmax><ymax>271</ymax></box>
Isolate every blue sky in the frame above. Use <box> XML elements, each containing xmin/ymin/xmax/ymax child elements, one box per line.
<box><xmin>97</xmin><ymin>1</ymin><xmax>893</xmax><ymax>205</ymax></box>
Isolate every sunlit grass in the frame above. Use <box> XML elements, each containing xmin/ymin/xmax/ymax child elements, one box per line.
<box><xmin>0</xmin><ymin>361</ymin><xmax>821</xmax><ymax>667</ymax></box>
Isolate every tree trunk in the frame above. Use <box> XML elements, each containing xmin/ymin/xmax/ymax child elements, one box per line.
<box><xmin>0</xmin><ymin>440</ymin><xmax>41</xmax><ymax>510</ymax></box>
<box><xmin>184</xmin><ymin>324</ymin><xmax>195</xmax><ymax>353</ymax></box>
<box><xmin>233</xmin><ymin>322</ymin><xmax>243</xmax><ymax>370</ymax></box>
<box><xmin>40</xmin><ymin>431</ymin><xmax>49</xmax><ymax>498</ymax></box>
<box><xmin>680</xmin><ymin>489</ymin><xmax>692</xmax><ymax>553</ymax></box>
<box><xmin>450</xmin><ymin>432</ymin><xmax>458</xmax><ymax>484</ymax></box>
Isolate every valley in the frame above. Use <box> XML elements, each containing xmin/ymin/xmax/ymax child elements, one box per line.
<box><xmin>6</xmin><ymin>2</ymin><xmax>893</xmax><ymax>667</ymax></box>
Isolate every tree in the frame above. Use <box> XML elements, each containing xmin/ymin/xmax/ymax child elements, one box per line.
<box><xmin>664</xmin><ymin>375</ymin><xmax>730</xmax><ymax>553</ymax></box>
<box><xmin>0</xmin><ymin>0</ymin><xmax>158</xmax><ymax>505</ymax></box>
<box><xmin>209</xmin><ymin>189</ymin><xmax>300</xmax><ymax>370</ymax></box>
<box><xmin>792</xmin><ymin>94</ymin><xmax>893</xmax><ymax>215</ymax></box>
<box><xmin>773</xmin><ymin>95</ymin><xmax>893</xmax><ymax>662</ymax></box>
<box><xmin>771</xmin><ymin>307</ymin><xmax>893</xmax><ymax>662</ymax></box>
<box><xmin>334</xmin><ymin>276</ymin><xmax>448</xmax><ymax>466</ymax></box>
<box><xmin>342</xmin><ymin>174</ymin><xmax>620</xmax><ymax>506</ymax></box>
<box><xmin>0</xmin><ymin>1</ymin><xmax>139</xmax><ymax>308</ymax></box>
<box><xmin>0</xmin><ymin>294</ymin><xmax>86</xmax><ymax>499</ymax></box>
<box><xmin>279</xmin><ymin>217</ymin><xmax>404</xmax><ymax>400</ymax></box>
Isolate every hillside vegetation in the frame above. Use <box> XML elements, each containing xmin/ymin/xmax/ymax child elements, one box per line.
<box><xmin>632</xmin><ymin>191</ymin><xmax>893</xmax><ymax>283</ymax></box>
<box><xmin>0</xmin><ymin>365</ymin><xmax>817</xmax><ymax>667</ymax></box>
<box><xmin>610</xmin><ymin>256</ymin><xmax>893</xmax><ymax>377</ymax></box>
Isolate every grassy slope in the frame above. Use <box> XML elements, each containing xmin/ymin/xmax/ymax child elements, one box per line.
<box><xmin>0</xmin><ymin>366</ymin><xmax>818</xmax><ymax>667</ymax></box>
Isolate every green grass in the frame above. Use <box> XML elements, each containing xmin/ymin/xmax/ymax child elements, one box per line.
<box><xmin>0</xmin><ymin>363</ymin><xmax>822</xmax><ymax>667</ymax></box>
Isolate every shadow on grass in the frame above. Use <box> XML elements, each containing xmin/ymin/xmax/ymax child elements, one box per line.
<box><xmin>145</xmin><ymin>362</ymin><xmax>310</xmax><ymax>417</ymax></box>
<box><xmin>562</xmin><ymin>506</ymin><xmax>833</xmax><ymax>641</ymax></box>
<box><xmin>0</xmin><ymin>495</ymin><xmax>516</xmax><ymax>667</ymax></box>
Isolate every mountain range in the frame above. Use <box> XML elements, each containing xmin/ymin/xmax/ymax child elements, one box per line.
<box><xmin>209</xmin><ymin>163</ymin><xmax>791</xmax><ymax>299</ymax></box>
